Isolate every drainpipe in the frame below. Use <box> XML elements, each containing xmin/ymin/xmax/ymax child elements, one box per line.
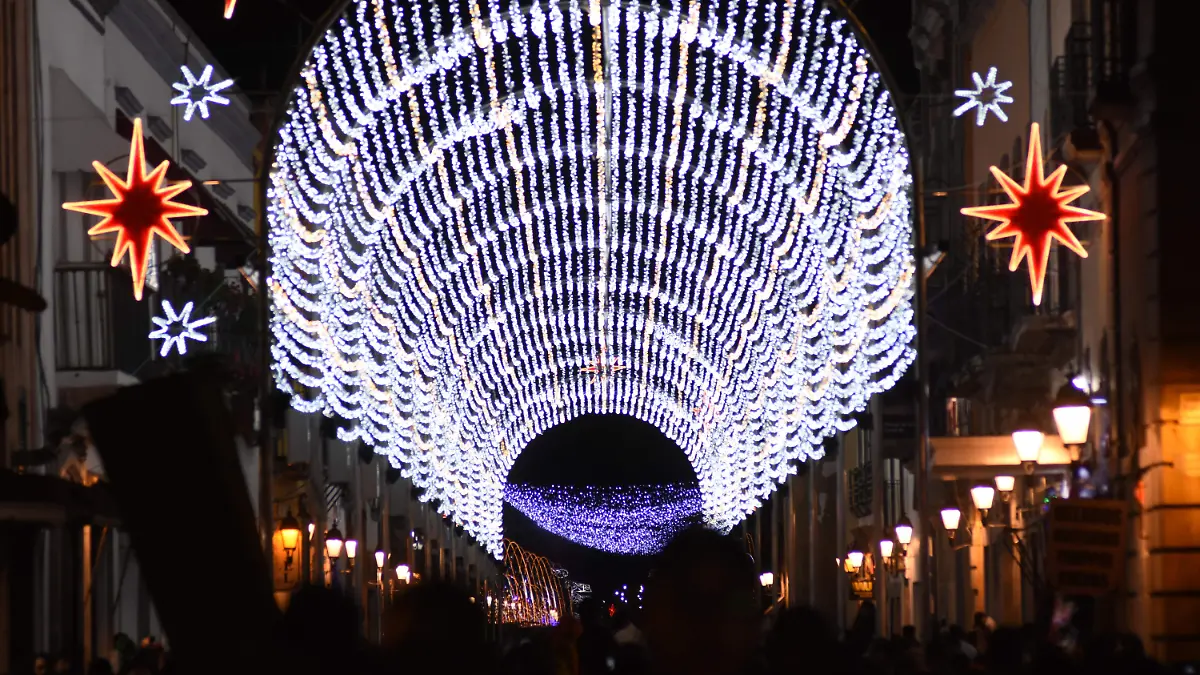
<box><xmin>1098</xmin><ymin>118</ymin><xmax>1129</xmax><ymax>633</ymax></box>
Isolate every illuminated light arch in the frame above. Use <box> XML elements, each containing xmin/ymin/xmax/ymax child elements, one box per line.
<box><xmin>500</xmin><ymin>539</ymin><xmax>571</xmax><ymax>625</ymax></box>
<box><xmin>266</xmin><ymin>0</ymin><xmax>916</xmax><ymax>557</ymax></box>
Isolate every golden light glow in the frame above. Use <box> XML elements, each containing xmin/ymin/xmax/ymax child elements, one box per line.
<box><xmin>224</xmin><ymin>0</ymin><xmax>236</xmax><ymax>19</ymax></box>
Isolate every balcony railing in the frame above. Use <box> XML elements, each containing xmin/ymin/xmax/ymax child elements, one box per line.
<box><xmin>1049</xmin><ymin>22</ymin><xmax>1093</xmax><ymax>142</ymax></box>
<box><xmin>55</xmin><ymin>264</ymin><xmax>152</xmax><ymax>374</ymax></box>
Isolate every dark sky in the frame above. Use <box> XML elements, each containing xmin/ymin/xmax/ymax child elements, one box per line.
<box><xmin>167</xmin><ymin>0</ymin><xmax>916</xmax><ymax>586</ymax></box>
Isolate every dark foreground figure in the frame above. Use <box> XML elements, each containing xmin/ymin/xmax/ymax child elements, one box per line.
<box><xmin>39</xmin><ymin>527</ymin><xmax>1171</xmax><ymax>675</ymax></box>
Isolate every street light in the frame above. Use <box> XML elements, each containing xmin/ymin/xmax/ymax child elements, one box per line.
<box><xmin>970</xmin><ymin>483</ymin><xmax>995</xmax><ymax>516</ymax></box>
<box><xmin>345</xmin><ymin>538</ymin><xmax>358</xmax><ymax>570</ymax></box>
<box><xmin>940</xmin><ymin>504</ymin><xmax>962</xmax><ymax>539</ymax></box>
<box><xmin>846</xmin><ymin>542</ymin><xmax>865</xmax><ymax>571</ymax></box>
<box><xmin>395</xmin><ymin>563</ymin><xmax>411</xmax><ymax>582</ymax></box>
<box><xmin>279</xmin><ymin>510</ymin><xmax>301</xmax><ymax>581</ymax></box>
<box><xmin>759</xmin><ymin>571</ymin><xmax>774</xmax><ymax>587</ymax></box>
<box><xmin>995</xmin><ymin>475</ymin><xmax>1016</xmax><ymax>495</ymax></box>
<box><xmin>1011</xmin><ymin>414</ymin><xmax>1045</xmax><ymax>473</ymax></box>
<box><xmin>880</xmin><ymin>537</ymin><xmax>894</xmax><ymax>560</ymax></box>
<box><xmin>894</xmin><ymin>516</ymin><xmax>914</xmax><ymax>551</ymax></box>
<box><xmin>325</xmin><ymin>522</ymin><xmax>344</xmax><ymax>561</ymax></box>
<box><xmin>1052</xmin><ymin>379</ymin><xmax>1093</xmax><ymax>451</ymax></box>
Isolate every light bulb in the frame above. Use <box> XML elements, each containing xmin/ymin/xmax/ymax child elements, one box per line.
<box><xmin>970</xmin><ymin>485</ymin><xmax>995</xmax><ymax>511</ymax></box>
<box><xmin>940</xmin><ymin>506</ymin><xmax>962</xmax><ymax>532</ymax></box>
<box><xmin>879</xmin><ymin>538</ymin><xmax>894</xmax><ymax>559</ymax></box>
<box><xmin>995</xmin><ymin>475</ymin><xmax>1016</xmax><ymax>493</ymax></box>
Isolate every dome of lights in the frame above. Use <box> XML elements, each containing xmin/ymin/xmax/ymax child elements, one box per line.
<box><xmin>267</xmin><ymin>0</ymin><xmax>916</xmax><ymax>558</ymax></box>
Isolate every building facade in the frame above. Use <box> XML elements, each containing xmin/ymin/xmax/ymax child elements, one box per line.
<box><xmin>909</xmin><ymin>0</ymin><xmax>1199</xmax><ymax>661</ymax></box>
<box><xmin>0</xmin><ymin>0</ymin><xmax>496</xmax><ymax>670</ymax></box>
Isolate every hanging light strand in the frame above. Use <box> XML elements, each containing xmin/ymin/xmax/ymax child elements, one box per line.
<box><xmin>267</xmin><ymin>0</ymin><xmax>916</xmax><ymax>557</ymax></box>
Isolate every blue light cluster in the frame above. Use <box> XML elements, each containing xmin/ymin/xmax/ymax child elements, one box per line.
<box><xmin>504</xmin><ymin>483</ymin><xmax>702</xmax><ymax>555</ymax></box>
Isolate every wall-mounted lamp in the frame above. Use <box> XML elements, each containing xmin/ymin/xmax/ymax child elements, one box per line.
<box><xmin>279</xmin><ymin>510</ymin><xmax>301</xmax><ymax>582</ymax></box>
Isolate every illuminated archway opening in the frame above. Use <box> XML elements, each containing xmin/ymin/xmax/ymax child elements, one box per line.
<box><xmin>267</xmin><ymin>0</ymin><xmax>915</xmax><ymax>557</ymax></box>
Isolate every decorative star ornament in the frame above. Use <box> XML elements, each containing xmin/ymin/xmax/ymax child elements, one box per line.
<box><xmin>170</xmin><ymin>65</ymin><xmax>234</xmax><ymax>121</ymax></box>
<box><xmin>953</xmin><ymin>66</ymin><xmax>1013</xmax><ymax>127</ymax></box>
<box><xmin>580</xmin><ymin>346</ymin><xmax>628</xmax><ymax>384</ymax></box>
<box><xmin>224</xmin><ymin>0</ymin><xmax>237</xmax><ymax>18</ymax></box>
<box><xmin>62</xmin><ymin>118</ymin><xmax>206</xmax><ymax>301</ymax></box>
<box><xmin>961</xmin><ymin>122</ymin><xmax>1105</xmax><ymax>305</ymax></box>
<box><xmin>149</xmin><ymin>300</ymin><xmax>217</xmax><ymax>357</ymax></box>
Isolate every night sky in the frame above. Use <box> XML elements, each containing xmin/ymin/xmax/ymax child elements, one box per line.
<box><xmin>167</xmin><ymin>0</ymin><xmax>917</xmax><ymax>588</ymax></box>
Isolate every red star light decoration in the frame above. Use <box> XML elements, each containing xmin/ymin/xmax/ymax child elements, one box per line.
<box><xmin>960</xmin><ymin>122</ymin><xmax>1105</xmax><ymax>305</ymax></box>
<box><xmin>224</xmin><ymin>0</ymin><xmax>237</xmax><ymax>18</ymax></box>
<box><xmin>62</xmin><ymin>118</ymin><xmax>206</xmax><ymax>301</ymax></box>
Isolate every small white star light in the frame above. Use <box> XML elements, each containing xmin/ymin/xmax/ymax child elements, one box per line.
<box><xmin>170</xmin><ymin>65</ymin><xmax>234</xmax><ymax>121</ymax></box>
<box><xmin>149</xmin><ymin>300</ymin><xmax>216</xmax><ymax>357</ymax></box>
<box><xmin>954</xmin><ymin>67</ymin><xmax>1014</xmax><ymax>126</ymax></box>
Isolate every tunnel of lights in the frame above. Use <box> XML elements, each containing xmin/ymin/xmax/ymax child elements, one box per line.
<box><xmin>266</xmin><ymin>0</ymin><xmax>916</xmax><ymax>558</ymax></box>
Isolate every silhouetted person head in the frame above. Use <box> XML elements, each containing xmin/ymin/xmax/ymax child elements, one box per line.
<box><xmin>283</xmin><ymin>584</ymin><xmax>363</xmax><ymax>675</ymax></box>
<box><xmin>643</xmin><ymin>528</ymin><xmax>759</xmax><ymax>675</ymax></box>
<box><xmin>382</xmin><ymin>581</ymin><xmax>491</xmax><ymax>673</ymax></box>
<box><xmin>766</xmin><ymin>606</ymin><xmax>837</xmax><ymax>675</ymax></box>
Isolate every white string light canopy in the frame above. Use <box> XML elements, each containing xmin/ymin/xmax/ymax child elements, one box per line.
<box><xmin>267</xmin><ymin>0</ymin><xmax>916</xmax><ymax>558</ymax></box>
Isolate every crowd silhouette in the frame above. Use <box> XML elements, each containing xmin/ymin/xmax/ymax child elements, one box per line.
<box><xmin>31</xmin><ymin>528</ymin><xmax>1172</xmax><ymax>675</ymax></box>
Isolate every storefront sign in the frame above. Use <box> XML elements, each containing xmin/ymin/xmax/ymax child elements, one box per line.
<box><xmin>1046</xmin><ymin>499</ymin><xmax>1126</xmax><ymax>595</ymax></box>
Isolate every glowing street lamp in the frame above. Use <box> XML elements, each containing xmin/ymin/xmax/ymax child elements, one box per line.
<box><xmin>940</xmin><ymin>504</ymin><xmax>962</xmax><ymax>539</ymax></box>
<box><xmin>994</xmin><ymin>475</ymin><xmax>1016</xmax><ymax>495</ymax></box>
<box><xmin>1011</xmin><ymin>414</ymin><xmax>1045</xmax><ymax>472</ymax></box>
<box><xmin>759</xmin><ymin>571</ymin><xmax>774</xmax><ymax>587</ymax></box>
<box><xmin>395</xmin><ymin>563</ymin><xmax>411</xmax><ymax>583</ymax></box>
<box><xmin>325</xmin><ymin>522</ymin><xmax>344</xmax><ymax>561</ymax></box>
<box><xmin>970</xmin><ymin>484</ymin><xmax>996</xmax><ymax>515</ymax></box>
<box><xmin>1053</xmin><ymin>379</ymin><xmax>1093</xmax><ymax>456</ymax></box>
<box><xmin>846</xmin><ymin>542</ymin><xmax>864</xmax><ymax>572</ymax></box>
<box><xmin>894</xmin><ymin>516</ymin><xmax>914</xmax><ymax>551</ymax></box>
<box><xmin>279</xmin><ymin>510</ymin><xmax>301</xmax><ymax>582</ymax></box>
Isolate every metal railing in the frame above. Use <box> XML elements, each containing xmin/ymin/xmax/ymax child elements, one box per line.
<box><xmin>55</xmin><ymin>264</ymin><xmax>151</xmax><ymax>373</ymax></box>
<box><xmin>1049</xmin><ymin>22</ymin><xmax>1093</xmax><ymax>141</ymax></box>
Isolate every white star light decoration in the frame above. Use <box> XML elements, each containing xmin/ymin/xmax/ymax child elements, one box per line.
<box><xmin>170</xmin><ymin>65</ymin><xmax>234</xmax><ymax>122</ymax></box>
<box><xmin>954</xmin><ymin>67</ymin><xmax>1013</xmax><ymax>126</ymax></box>
<box><xmin>149</xmin><ymin>300</ymin><xmax>216</xmax><ymax>357</ymax></box>
<box><xmin>267</xmin><ymin>0</ymin><xmax>916</xmax><ymax>557</ymax></box>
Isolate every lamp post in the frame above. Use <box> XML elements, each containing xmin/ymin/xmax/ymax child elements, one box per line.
<box><xmin>374</xmin><ymin>548</ymin><xmax>386</xmax><ymax>585</ymax></box>
<box><xmin>1011</xmin><ymin>414</ymin><xmax>1045</xmax><ymax>475</ymax></box>
<box><xmin>994</xmin><ymin>475</ymin><xmax>1016</xmax><ymax>498</ymax></box>
<box><xmin>325</xmin><ymin>522</ymin><xmax>344</xmax><ymax>586</ymax></box>
<box><xmin>1052</xmin><ymin>379</ymin><xmax>1093</xmax><ymax>497</ymax></box>
<box><xmin>759</xmin><ymin>571</ymin><xmax>775</xmax><ymax>588</ymax></box>
<box><xmin>895</xmin><ymin>516</ymin><xmax>914</xmax><ymax>553</ymax></box>
<box><xmin>940</xmin><ymin>503</ymin><xmax>962</xmax><ymax>541</ymax></box>
<box><xmin>847</xmin><ymin>541</ymin><xmax>865</xmax><ymax>572</ymax></box>
<box><xmin>970</xmin><ymin>483</ymin><xmax>995</xmax><ymax>521</ymax></box>
<box><xmin>279</xmin><ymin>510</ymin><xmax>301</xmax><ymax>583</ymax></box>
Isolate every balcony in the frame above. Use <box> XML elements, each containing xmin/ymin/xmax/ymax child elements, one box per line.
<box><xmin>54</xmin><ymin>264</ymin><xmax>151</xmax><ymax>396</ymax></box>
<box><xmin>1049</xmin><ymin>22</ymin><xmax>1096</xmax><ymax>149</ymax></box>
<box><xmin>1092</xmin><ymin>0</ymin><xmax>1137</xmax><ymax>98</ymax></box>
